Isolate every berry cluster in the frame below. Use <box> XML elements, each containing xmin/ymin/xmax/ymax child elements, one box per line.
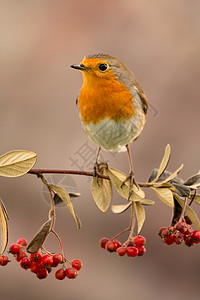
<box><xmin>6</xmin><ymin>238</ymin><xmax>82</xmax><ymax>280</ymax></box>
<box><xmin>100</xmin><ymin>235</ymin><xmax>146</xmax><ymax>257</ymax></box>
<box><xmin>159</xmin><ymin>221</ymin><xmax>200</xmax><ymax>247</ymax></box>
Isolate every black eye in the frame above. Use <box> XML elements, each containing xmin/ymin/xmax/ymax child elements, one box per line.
<box><xmin>99</xmin><ymin>63</ymin><xmax>108</xmax><ymax>71</ymax></box>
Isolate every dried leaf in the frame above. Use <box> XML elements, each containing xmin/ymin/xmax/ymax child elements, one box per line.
<box><xmin>27</xmin><ymin>219</ymin><xmax>52</xmax><ymax>253</ymax></box>
<box><xmin>107</xmin><ymin>168</ymin><xmax>145</xmax><ymax>201</ymax></box>
<box><xmin>172</xmin><ymin>183</ymin><xmax>190</xmax><ymax>197</ymax></box>
<box><xmin>49</xmin><ymin>184</ymin><xmax>81</xmax><ymax>229</ymax></box>
<box><xmin>0</xmin><ymin>150</ymin><xmax>37</xmax><ymax>177</ymax></box>
<box><xmin>91</xmin><ymin>168</ymin><xmax>112</xmax><ymax>212</ymax></box>
<box><xmin>161</xmin><ymin>164</ymin><xmax>184</xmax><ymax>184</ymax></box>
<box><xmin>53</xmin><ymin>192</ymin><xmax>80</xmax><ymax>205</ymax></box>
<box><xmin>140</xmin><ymin>199</ymin><xmax>155</xmax><ymax>206</ymax></box>
<box><xmin>0</xmin><ymin>198</ymin><xmax>8</xmax><ymax>254</ymax></box>
<box><xmin>150</xmin><ymin>144</ymin><xmax>171</xmax><ymax>183</ymax></box>
<box><xmin>134</xmin><ymin>201</ymin><xmax>145</xmax><ymax>234</ymax></box>
<box><xmin>184</xmin><ymin>171</ymin><xmax>200</xmax><ymax>186</ymax></box>
<box><xmin>111</xmin><ymin>202</ymin><xmax>132</xmax><ymax>214</ymax></box>
<box><xmin>152</xmin><ymin>187</ymin><xmax>174</xmax><ymax>207</ymax></box>
<box><xmin>175</xmin><ymin>196</ymin><xmax>200</xmax><ymax>230</ymax></box>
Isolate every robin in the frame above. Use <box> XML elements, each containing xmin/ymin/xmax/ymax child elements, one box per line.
<box><xmin>71</xmin><ymin>53</ymin><xmax>148</xmax><ymax>196</ymax></box>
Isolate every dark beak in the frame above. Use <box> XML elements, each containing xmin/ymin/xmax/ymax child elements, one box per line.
<box><xmin>70</xmin><ymin>64</ymin><xmax>88</xmax><ymax>71</ymax></box>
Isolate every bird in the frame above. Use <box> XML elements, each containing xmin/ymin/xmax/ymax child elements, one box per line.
<box><xmin>71</xmin><ymin>53</ymin><xmax>148</xmax><ymax>196</ymax></box>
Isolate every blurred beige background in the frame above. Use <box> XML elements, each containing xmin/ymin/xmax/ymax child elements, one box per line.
<box><xmin>0</xmin><ymin>0</ymin><xmax>200</xmax><ymax>299</ymax></box>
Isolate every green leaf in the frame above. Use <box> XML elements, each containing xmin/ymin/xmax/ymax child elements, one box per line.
<box><xmin>152</xmin><ymin>187</ymin><xmax>174</xmax><ymax>207</ymax></box>
<box><xmin>91</xmin><ymin>168</ymin><xmax>112</xmax><ymax>212</ymax></box>
<box><xmin>0</xmin><ymin>150</ymin><xmax>37</xmax><ymax>177</ymax></box>
<box><xmin>27</xmin><ymin>219</ymin><xmax>52</xmax><ymax>253</ymax></box>
<box><xmin>172</xmin><ymin>183</ymin><xmax>190</xmax><ymax>197</ymax></box>
<box><xmin>150</xmin><ymin>144</ymin><xmax>171</xmax><ymax>183</ymax></box>
<box><xmin>49</xmin><ymin>184</ymin><xmax>81</xmax><ymax>229</ymax></box>
<box><xmin>161</xmin><ymin>164</ymin><xmax>184</xmax><ymax>184</ymax></box>
<box><xmin>140</xmin><ymin>199</ymin><xmax>155</xmax><ymax>206</ymax></box>
<box><xmin>107</xmin><ymin>168</ymin><xmax>145</xmax><ymax>201</ymax></box>
<box><xmin>184</xmin><ymin>171</ymin><xmax>200</xmax><ymax>186</ymax></box>
<box><xmin>111</xmin><ymin>202</ymin><xmax>132</xmax><ymax>214</ymax></box>
<box><xmin>134</xmin><ymin>201</ymin><xmax>145</xmax><ymax>234</ymax></box>
<box><xmin>175</xmin><ymin>196</ymin><xmax>200</xmax><ymax>230</ymax></box>
<box><xmin>0</xmin><ymin>198</ymin><xmax>8</xmax><ymax>254</ymax></box>
<box><xmin>171</xmin><ymin>197</ymin><xmax>182</xmax><ymax>226</ymax></box>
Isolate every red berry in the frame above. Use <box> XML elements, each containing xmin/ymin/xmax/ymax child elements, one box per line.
<box><xmin>127</xmin><ymin>238</ymin><xmax>134</xmax><ymax>247</ymax></box>
<box><xmin>116</xmin><ymin>247</ymin><xmax>126</xmax><ymax>257</ymax></box>
<box><xmin>137</xmin><ymin>246</ymin><xmax>146</xmax><ymax>256</ymax></box>
<box><xmin>53</xmin><ymin>254</ymin><xmax>62</xmax><ymax>265</ymax></box>
<box><xmin>9</xmin><ymin>243</ymin><xmax>21</xmax><ymax>254</ymax></box>
<box><xmin>133</xmin><ymin>236</ymin><xmax>146</xmax><ymax>247</ymax></box>
<box><xmin>0</xmin><ymin>255</ymin><xmax>9</xmax><ymax>266</ymax></box>
<box><xmin>65</xmin><ymin>267</ymin><xmax>78</xmax><ymax>279</ymax></box>
<box><xmin>176</xmin><ymin>222</ymin><xmax>187</xmax><ymax>234</ymax></box>
<box><xmin>37</xmin><ymin>268</ymin><xmax>48</xmax><ymax>279</ymax></box>
<box><xmin>174</xmin><ymin>232</ymin><xmax>184</xmax><ymax>245</ymax></box>
<box><xmin>41</xmin><ymin>254</ymin><xmax>53</xmax><ymax>267</ymax></box>
<box><xmin>161</xmin><ymin>228</ymin><xmax>170</xmax><ymax>239</ymax></box>
<box><xmin>15</xmin><ymin>250</ymin><xmax>27</xmax><ymax>262</ymax></box>
<box><xmin>99</xmin><ymin>237</ymin><xmax>109</xmax><ymax>249</ymax></box>
<box><xmin>191</xmin><ymin>230</ymin><xmax>200</xmax><ymax>243</ymax></box>
<box><xmin>55</xmin><ymin>268</ymin><xmax>66</xmax><ymax>280</ymax></box>
<box><xmin>164</xmin><ymin>234</ymin><xmax>175</xmax><ymax>245</ymax></box>
<box><xmin>17</xmin><ymin>238</ymin><xmax>27</xmax><ymax>247</ymax></box>
<box><xmin>158</xmin><ymin>227</ymin><xmax>167</xmax><ymax>237</ymax></box>
<box><xmin>20</xmin><ymin>257</ymin><xmax>31</xmax><ymax>269</ymax></box>
<box><xmin>114</xmin><ymin>240</ymin><xmax>121</xmax><ymax>250</ymax></box>
<box><xmin>30</xmin><ymin>262</ymin><xmax>41</xmax><ymax>273</ymax></box>
<box><xmin>126</xmin><ymin>246</ymin><xmax>138</xmax><ymax>257</ymax></box>
<box><xmin>30</xmin><ymin>252</ymin><xmax>42</xmax><ymax>263</ymax></box>
<box><xmin>105</xmin><ymin>240</ymin><xmax>116</xmax><ymax>252</ymax></box>
<box><xmin>71</xmin><ymin>259</ymin><xmax>82</xmax><ymax>271</ymax></box>
<box><xmin>185</xmin><ymin>235</ymin><xmax>194</xmax><ymax>247</ymax></box>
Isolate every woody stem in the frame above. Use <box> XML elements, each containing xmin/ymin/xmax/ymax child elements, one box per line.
<box><xmin>128</xmin><ymin>203</ymin><xmax>136</xmax><ymax>240</ymax></box>
<box><xmin>178</xmin><ymin>198</ymin><xmax>187</xmax><ymax>222</ymax></box>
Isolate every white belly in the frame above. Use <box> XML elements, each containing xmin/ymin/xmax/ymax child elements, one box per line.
<box><xmin>80</xmin><ymin>112</ymin><xmax>146</xmax><ymax>152</ymax></box>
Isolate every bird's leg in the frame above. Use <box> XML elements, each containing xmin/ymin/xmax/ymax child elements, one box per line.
<box><xmin>121</xmin><ymin>144</ymin><xmax>137</xmax><ymax>199</ymax></box>
<box><xmin>94</xmin><ymin>147</ymin><xmax>101</xmax><ymax>182</ymax></box>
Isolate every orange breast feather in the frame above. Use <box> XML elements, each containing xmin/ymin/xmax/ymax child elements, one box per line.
<box><xmin>79</xmin><ymin>73</ymin><xmax>135</xmax><ymax>125</ymax></box>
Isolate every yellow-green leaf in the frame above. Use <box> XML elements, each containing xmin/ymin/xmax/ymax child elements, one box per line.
<box><xmin>193</xmin><ymin>194</ymin><xmax>200</xmax><ymax>205</ymax></box>
<box><xmin>140</xmin><ymin>199</ymin><xmax>155</xmax><ymax>206</ymax></box>
<box><xmin>111</xmin><ymin>202</ymin><xmax>132</xmax><ymax>214</ymax></box>
<box><xmin>91</xmin><ymin>168</ymin><xmax>112</xmax><ymax>212</ymax></box>
<box><xmin>151</xmin><ymin>144</ymin><xmax>171</xmax><ymax>183</ymax></box>
<box><xmin>152</xmin><ymin>187</ymin><xmax>174</xmax><ymax>207</ymax></box>
<box><xmin>134</xmin><ymin>201</ymin><xmax>145</xmax><ymax>234</ymax></box>
<box><xmin>49</xmin><ymin>184</ymin><xmax>81</xmax><ymax>229</ymax></box>
<box><xmin>0</xmin><ymin>150</ymin><xmax>37</xmax><ymax>177</ymax></box>
<box><xmin>161</xmin><ymin>164</ymin><xmax>184</xmax><ymax>184</ymax></box>
<box><xmin>0</xmin><ymin>198</ymin><xmax>8</xmax><ymax>254</ymax></box>
<box><xmin>107</xmin><ymin>168</ymin><xmax>145</xmax><ymax>201</ymax></box>
<box><xmin>27</xmin><ymin>219</ymin><xmax>52</xmax><ymax>253</ymax></box>
<box><xmin>175</xmin><ymin>196</ymin><xmax>200</xmax><ymax>230</ymax></box>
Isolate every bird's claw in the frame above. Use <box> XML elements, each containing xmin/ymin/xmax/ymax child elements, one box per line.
<box><xmin>93</xmin><ymin>162</ymin><xmax>108</xmax><ymax>186</ymax></box>
<box><xmin>121</xmin><ymin>171</ymin><xmax>138</xmax><ymax>200</ymax></box>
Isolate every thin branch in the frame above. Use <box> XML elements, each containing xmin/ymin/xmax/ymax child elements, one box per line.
<box><xmin>28</xmin><ymin>168</ymin><xmax>154</xmax><ymax>187</ymax></box>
